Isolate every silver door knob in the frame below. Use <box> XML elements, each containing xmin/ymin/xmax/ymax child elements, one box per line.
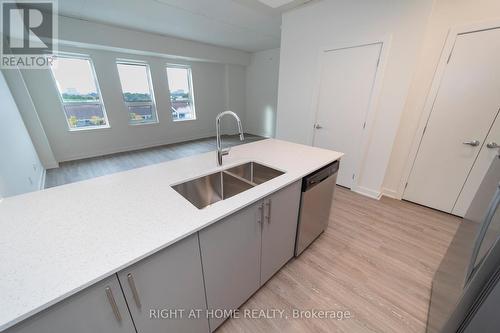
<box><xmin>463</xmin><ymin>140</ymin><xmax>480</xmax><ymax>147</ymax></box>
<box><xmin>314</xmin><ymin>124</ymin><xmax>323</xmax><ymax>129</ymax></box>
<box><xmin>486</xmin><ymin>142</ymin><xmax>499</xmax><ymax>149</ymax></box>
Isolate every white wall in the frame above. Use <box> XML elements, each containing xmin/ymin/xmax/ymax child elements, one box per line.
<box><xmin>2</xmin><ymin>68</ymin><xmax>58</xmax><ymax>169</ymax></box>
<box><xmin>275</xmin><ymin>0</ymin><xmax>433</xmax><ymax>198</ymax></box>
<box><xmin>15</xmin><ymin>15</ymin><xmax>249</xmax><ymax>163</ymax></box>
<box><xmin>383</xmin><ymin>0</ymin><xmax>500</xmax><ymax>198</ymax></box>
<box><xmin>245</xmin><ymin>48</ymin><xmax>280</xmax><ymax>137</ymax></box>
<box><xmin>58</xmin><ymin>16</ymin><xmax>250</xmax><ymax>66</ymax></box>
<box><xmin>0</xmin><ymin>71</ymin><xmax>44</xmax><ymax>198</ymax></box>
<box><xmin>20</xmin><ymin>44</ymin><xmax>246</xmax><ymax>162</ymax></box>
<box><xmin>223</xmin><ymin>64</ymin><xmax>247</xmax><ymax>134</ymax></box>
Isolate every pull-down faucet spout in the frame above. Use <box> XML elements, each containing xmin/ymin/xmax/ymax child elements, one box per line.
<box><xmin>216</xmin><ymin>111</ymin><xmax>244</xmax><ymax>166</ymax></box>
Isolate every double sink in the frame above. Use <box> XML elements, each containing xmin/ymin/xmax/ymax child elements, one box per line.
<box><xmin>172</xmin><ymin>162</ymin><xmax>284</xmax><ymax>209</ymax></box>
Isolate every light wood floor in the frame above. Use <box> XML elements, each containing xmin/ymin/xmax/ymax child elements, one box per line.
<box><xmin>46</xmin><ymin>137</ymin><xmax>462</xmax><ymax>332</ymax></box>
<box><xmin>45</xmin><ymin>134</ymin><xmax>263</xmax><ymax>188</ymax></box>
<box><xmin>218</xmin><ymin>186</ymin><xmax>462</xmax><ymax>333</ymax></box>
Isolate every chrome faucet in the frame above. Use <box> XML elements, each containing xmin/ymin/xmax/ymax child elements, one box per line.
<box><xmin>216</xmin><ymin>111</ymin><xmax>244</xmax><ymax>166</ymax></box>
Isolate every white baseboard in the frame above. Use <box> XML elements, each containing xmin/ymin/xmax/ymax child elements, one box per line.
<box><xmin>352</xmin><ymin>186</ymin><xmax>382</xmax><ymax>200</ymax></box>
<box><xmin>38</xmin><ymin>168</ymin><xmax>46</xmax><ymax>190</ymax></box>
<box><xmin>58</xmin><ymin>131</ymin><xmax>216</xmax><ymax>162</ymax></box>
<box><xmin>245</xmin><ymin>129</ymin><xmax>273</xmax><ymax>138</ymax></box>
<box><xmin>45</xmin><ymin>161</ymin><xmax>59</xmax><ymax>169</ymax></box>
<box><xmin>381</xmin><ymin>187</ymin><xmax>400</xmax><ymax>199</ymax></box>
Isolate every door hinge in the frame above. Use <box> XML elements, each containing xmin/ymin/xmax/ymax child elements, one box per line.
<box><xmin>405</xmin><ymin>182</ymin><xmax>409</xmax><ymax>189</ymax></box>
<box><xmin>363</xmin><ymin>121</ymin><xmax>366</xmax><ymax>129</ymax></box>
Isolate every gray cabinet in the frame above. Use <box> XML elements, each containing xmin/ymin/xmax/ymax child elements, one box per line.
<box><xmin>199</xmin><ymin>181</ymin><xmax>301</xmax><ymax>331</ymax></box>
<box><xmin>5</xmin><ymin>275</ymin><xmax>135</xmax><ymax>333</ymax></box>
<box><xmin>6</xmin><ymin>182</ymin><xmax>301</xmax><ymax>333</ymax></box>
<box><xmin>261</xmin><ymin>181</ymin><xmax>301</xmax><ymax>283</ymax></box>
<box><xmin>7</xmin><ymin>234</ymin><xmax>209</xmax><ymax>333</ymax></box>
<box><xmin>117</xmin><ymin>233</ymin><xmax>209</xmax><ymax>333</ymax></box>
<box><xmin>199</xmin><ymin>202</ymin><xmax>263</xmax><ymax>331</ymax></box>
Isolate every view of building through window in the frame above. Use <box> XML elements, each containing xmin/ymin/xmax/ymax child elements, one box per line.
<box><xmin>116</xmin><ymin>62</ymin><xmax>157</xmax><ymax>124</ymax></box>
<box><xmin>51</xmin><ymin>58</ymin><xmax>196</xmax><ymax>128</ymax></box>
<box><xmin>50</xmin><ymin>56</ymin><xmax>108</xmax><ymax>129</ymax></box>
<box><xmin>166</xmin><ymin>66</ymin><xmax>196</xmax><ymax>121</ymax></box>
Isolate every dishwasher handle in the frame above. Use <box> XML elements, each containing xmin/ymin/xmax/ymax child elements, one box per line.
<box><xmin>302</xmin><ymin>161</ymin><xmax>339</xmax><ymax>192</ymax></box>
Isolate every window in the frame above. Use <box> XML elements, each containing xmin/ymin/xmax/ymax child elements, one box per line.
<box><xmin>116</xmin><ymin>61</ymin><xmax>158</xmax><ymax>125</ymax></box>
<box><xmin>166</xmin><ymin>65</ymin><xmax>196</xmax><ymax>121</ymax></box>
<box><xmin>50</xmin><ymin>55</ymin><xmax>108</xmax><ymax>130</ymax></box>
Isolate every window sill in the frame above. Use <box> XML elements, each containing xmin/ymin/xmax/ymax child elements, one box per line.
<box><xmin>128</xmin><ymin>120</ymin><xmax>160</xmax><ymax>126</ymax></box>
<box><xmin>68</xmin><ymin>124</ymin><xmax>111</xmax><ymax>132</ymax></box>
<box><xmin>172</xmin><ymin>118</ymin><xmax>197</xmax><ymax>123</ymax></box>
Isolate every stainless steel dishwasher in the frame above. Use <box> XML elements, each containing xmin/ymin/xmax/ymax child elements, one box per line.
<box><xmin>295</xmin><ymin>161</ymin><xmax>339</xmax><ymax>256</ymax></box>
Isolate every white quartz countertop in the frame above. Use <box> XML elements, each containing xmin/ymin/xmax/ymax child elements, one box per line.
<box><xmin>0</xmin><ymin>139</ymin><xmax>342</xmax><ymax>331</ymax></box>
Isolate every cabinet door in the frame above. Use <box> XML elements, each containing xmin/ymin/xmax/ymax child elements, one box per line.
<box><xmin>261</xmin><ymin>181</ymin><xmax>301</xmax><ymax>283</ymax></box>
<box><xmin>6</xmin><ymin>275</ymin><xmax>135</xmax><ymax>333</ymax></box>
<box><xmin>199</xmin><ymin>202</ymin><xmax>262</xmax><ymax>331</ymax></box>
<box><xmin>117</xmin><ymin>233</ymin><xmax>209</xmax><ymax>333</ymax></box>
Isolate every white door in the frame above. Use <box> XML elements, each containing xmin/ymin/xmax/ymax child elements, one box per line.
<box><xmin>453</xmin><ymin>113</ymin><xmax>500</xmax><ymax>216</ymax></box>
<box><xmin>313</xmin><ymin>43</ymin><xmax>381</xmax><ymax>188</ymax></box>
<box><xmin>404</xmin><ymin>28</ymin><xmax>500</xmax><ymax>214</ymax></box>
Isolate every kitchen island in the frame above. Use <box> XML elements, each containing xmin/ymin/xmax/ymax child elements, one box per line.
<box><xmin>0</xmin><ymin>139</ymin><xmax>342</xmax><ymax>332</ymax></box>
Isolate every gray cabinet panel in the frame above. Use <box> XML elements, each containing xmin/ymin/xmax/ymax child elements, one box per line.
<box><xmin>5</xmin><ymin>275</ymin><xmax>135</xmax><ymax>333</ymax></box>
<box><xmin>7</xmin><ymin>183</ymin><xmax>301</xmax><ymax>333</ymax></box>
<box><xmin>199</xmin><ymin>202</ymin><xmax>262</xmax><ymax>331</ymax></box>
<box><xmin>261</xmin><ymin>181</ymin><xmax>301</xmax><ymax>283</ymax></box>
<box><xmin>117</xmin><ymin>233</ymin><xmax>209</xmax><ymax>333</ymax></box>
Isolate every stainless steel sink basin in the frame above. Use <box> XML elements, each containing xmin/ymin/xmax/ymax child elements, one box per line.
<box><xmin>225</xmin><ymin>162</ymin><xmax>284</xmax><ymax>185</ymax></box>
<box><xmin>172</xmin><ymin>162</ymin><xmax>284</xmax><ymax>209</ymax></box>
<box><xmin>172</xmin><ymin>171</ymin><xmax>253</xmax><ymax>209</ymax></box>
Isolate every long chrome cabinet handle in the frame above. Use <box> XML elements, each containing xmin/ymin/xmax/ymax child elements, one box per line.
<box><xmin>127</xmin><ymin>273</ymin><xmax>142</xmax><ymax>308</ymax></box>
<box><xmin>105</xmin><ymin>286</ymin><xmax>122</xmax><ymax>322</ymax></box>
<box><xmin>486</xmin><ymin>142</ymin><xmax>499</xmax><ymax>149</ymax></box>
<box><xmin>265</xmin><ymin>199</ymin><xmax>272</xmax><ymax>223</ymax></box>
<box><xmin>463</xmin><ymin>140</ymin><xmax>480</xmax><ymax>147</ymax></box>
<box><xmin>257</xmin><ymin>203</ymin><xmax>264</xmax><ymax>224</ymax></box>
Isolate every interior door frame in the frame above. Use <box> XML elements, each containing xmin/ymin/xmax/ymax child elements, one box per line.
<box><xmin>399</xmin><ymin>19</ymin><xmax>500</xmax><ymax>200</ymax></box>
<box><xmin>309</xmin><ymin>36</ymin><xmax>391</xmax><ymax>197</ymax></box>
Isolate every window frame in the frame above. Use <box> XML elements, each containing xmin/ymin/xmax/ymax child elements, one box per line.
<box><xmin>50</xmin><ymin>53</ymin><xmax>110</xmax><ymax>131</ymax></box>
<box><xmin>166</xmin><ymin>64</ymin><xmax>196</xmax><ymax>122</ymax></box>
<box><xmin>116</xmin><ymin>59</ymin><xmax>159</xmax><ymax>126</ymax></box>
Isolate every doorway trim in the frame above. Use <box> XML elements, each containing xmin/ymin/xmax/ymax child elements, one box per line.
<box><xmin>308</xmin><ymin>35</ymin><xmax>391</xmax><ymax>198</ymax></box>
<box><xmin>398</xmin><ymin>19</ymin><xmax>500</xmax><ymax>200</ymax></box>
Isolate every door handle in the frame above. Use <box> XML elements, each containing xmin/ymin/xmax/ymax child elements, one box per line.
<box><xmin>105</xmin><ymin>287</ymin><xmax>122</xmax><ymax>322</ymax></box>
<box><xmin>314</xmin><ymin>124</ymin><xmax>323</xmax><ymax>129</ymax></box>
<box><xmin>486</xmin><ymin>142</ymin><xmax>499</xmax><ymax>149</ymax></box>
<box><xmin>127</xmin><ymin>273</ymin><xmax>142</xmax><ymax>308</ymax></box>
<box><xmin>463</xmin><ymin>140</ymin><xmax>480</xmax><ymax>147</ymax></box>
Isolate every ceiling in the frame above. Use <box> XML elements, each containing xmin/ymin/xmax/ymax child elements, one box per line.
<box><xmin>57</xmin><ymin>0</ymin><xmax>310</xmax><ymax>52</ymax></box>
